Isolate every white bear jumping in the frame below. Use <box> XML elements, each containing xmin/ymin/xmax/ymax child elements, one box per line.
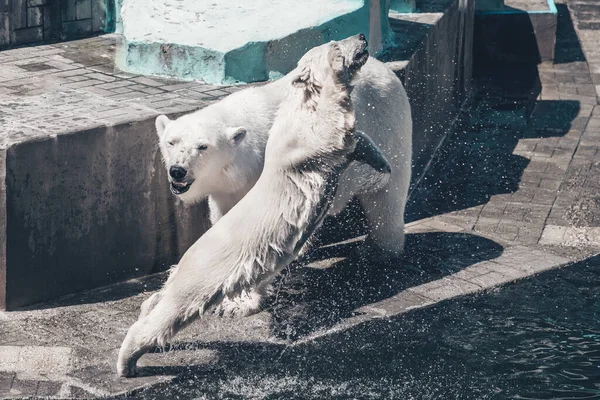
<box><xmin>117</xmin><ymin>35</ymin><xmax>391</xmax><ymax>377</ymax></box>
<box><xmin>156</xmin><ymin>41</ymin><xmax>412</xmax><ymax>258</ymax></box>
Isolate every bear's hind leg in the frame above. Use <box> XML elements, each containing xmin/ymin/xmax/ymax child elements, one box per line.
<box><xmin>358</xmin><ymin>186</ymin><xmax>406</xmax><ymax>259</ymax></box>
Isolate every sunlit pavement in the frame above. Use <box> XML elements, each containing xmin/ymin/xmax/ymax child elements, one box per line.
<box><xmin>1</xmin><ymin>0</ymin><xmax>600</xmax><ymax>398</ymax></box>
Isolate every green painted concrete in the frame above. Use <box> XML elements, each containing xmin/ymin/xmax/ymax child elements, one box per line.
<box><xmin>389</xmin><ymin>0</ymin><xmax>416</xmax><ymax>13</ymax></box>
<box><xmin>117</xmin><ymin>0</ymin><xmax>393</xmax><ymax>84</ymax></box>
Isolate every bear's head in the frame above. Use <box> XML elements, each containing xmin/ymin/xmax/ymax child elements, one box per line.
<box><xmin>155</xmin><ymin>113</ymin><xmax>247</xmax><ymax>202</ymax></box>
<box><xmin>261</xmin><ymin>34</ymin><xmax>370</xmax><ymax>174</ymax></box>
<box><xmin>292</xmin><ymin>33</ymin><xmax>369</xmax><ymax>93</ymax></box>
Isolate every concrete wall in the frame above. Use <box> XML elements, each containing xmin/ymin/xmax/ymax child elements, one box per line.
<box><xmin>0</xmin><ymin>0</ymin><xmax>114</xmax><ymax>49</ymax></box>
<box><xmin>408</xmin><ymin>0</ymin><xmax>475</xmax><ymax>179</ymax></box>
<box><xmin>385</xmin><ymin>0</ymin><xmax>476</xmax><ymax>181</ymax></box>
<box><xmin>0</xmin><ymin>119</ymin><xmax>208</xmax><ymax>310</ymax></box>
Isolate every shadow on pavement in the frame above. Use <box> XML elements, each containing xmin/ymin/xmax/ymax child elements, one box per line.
<box><xmin>265</xmin><ymin>231</ymin><xmax>503</xmax><ymax>340</ymax></box>
<box><xmin>405</xmin><ymin>95</ymin><xmax>580</xmax><ymax>222</ymax></box>
<box><xmin>404</xmin><ymin>1</ymin><xmax>584</xmax><ymax>222</ymax></box>
<box><xmin>115</xmin><ymin>254</ymin><xmax>600</xmax><ymax>400</ymax></box>
<box><xmin>554</xmin><ymin>4</ymin><xmax>587</xmax><ymax>63</ymax></box>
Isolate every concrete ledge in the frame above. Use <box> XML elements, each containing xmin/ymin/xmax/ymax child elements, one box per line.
<box><xmin>0</xmin><ymin>119</ymin><xmax>209</xmax><ymax>310</ymax></box>
<box><xmin>117</xmin><ymin>0</ymin><xmax>393</xmax><ymax>84</ymax></box>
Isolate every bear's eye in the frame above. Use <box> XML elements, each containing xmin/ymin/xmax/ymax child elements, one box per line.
<box><xmin>166</xmin><ymin>141</ymin><xmax>174</xmax><ymax>147</ymax></box>
<box><xmin>197</xmin><ymin>144</ymin><xmax>208</xmax><ymax>151</ymax></box>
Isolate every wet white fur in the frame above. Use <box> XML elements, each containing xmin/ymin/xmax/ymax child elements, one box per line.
<box><xmin>156</xmin><ymin>55</ymin><xmax>412</xmax><ymax>257</ymax></box>
<box><xmin>117</xmin><ymin>39</ymin><xmax>373</xmax><ymax>377</ymax></box>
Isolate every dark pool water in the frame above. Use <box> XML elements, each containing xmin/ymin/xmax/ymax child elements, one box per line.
<box><xmin>121</xmin><ymin>254</ymin><xmax>600</xmax><ymax>400</ymax></box>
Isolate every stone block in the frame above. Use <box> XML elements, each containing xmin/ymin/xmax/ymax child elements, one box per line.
<box><xmin>10</xmin><ymin>0</ymin><xmax>27</xmax><ymax>30</ymax></box>
<box><xmin>11</xmin><ymin>26</ymin><xmax>43</xmax><ymax>45</ymax></box>
<box><xmin>117</xmin><ymin>0</ymin><xmax>388</xmax><ymax>84</ymax></box>
<box><xmin>368</xmin><ymin>290</ymin><xmax>433</xmax><ymax>316</ymax></box>
<box><xmin>0</xmin><ymin>346</ymin><xmax>72</xmax><ymax>379</ymax></box>
<box><xmin>64</xmin><ymin>0</ymin><xmax>91</xmax><ymax>21</ymax></box>
<box><xmin>26</xmin><ymin>5</ymin><xmax>43</xmax><ymax>27</ymax></box>
<box><xmin>411</xmin><ymin>277</ymin><xmax>481</xmax><ymax>302</ymax></box>
<box><xmin>0</xmin><ymin>119</ymin><xmax>209</xmax><ymax>310</ymax></box>
<box><xmin>62</xmin><ymin>18</ymin><xmax>92</xmax><ymax>37</ymax></box>
<box><xmin>475</xmin><ymin>0</ymin><xmax>504</xmax><ymax>11</ymax></box>
<box><xmin>389</xmin><ymin>0</ymin><xmax>416</xmax><ymax>13</ymax></box>
<box><xmin>0</xmin><ymin>12</ymin><xmax>9</xmax><ymax>46</ymax></box>
<box><xmin>91</xmin><ymin>0</ymin><xmax>108</xmax><ymax>32</ymax></box>
<box><xmin>467</xmin><ymin>271</ymin><xmax>510</xmax><ymax>287</ymax></box>
<box><xmin>28</xmin><ymin>0</ymin><xmax>45</xmax><ymax>6</ymax></box>
<box><xmin>7</xmin><ymin>378</ymin><xmax>38</xmax><ymax>397</ymax></box>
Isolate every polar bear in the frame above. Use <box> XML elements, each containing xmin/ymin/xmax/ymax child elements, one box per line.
<box><xmin>117</xmin><ymin>34</ymin><xmax>390</xmax><ymax>377</ymax></box>
<box><xmin>156</xmin><ymin>41</ymin><xmax>412</xmax><ymax>257</ymax></box>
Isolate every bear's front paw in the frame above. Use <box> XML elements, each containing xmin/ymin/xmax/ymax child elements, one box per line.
<box><xmin>117</xmin><ymin>358</ymin><xmax>138</xmax><ymax>378</ymax></box>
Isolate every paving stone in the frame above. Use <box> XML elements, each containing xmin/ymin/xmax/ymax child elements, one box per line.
<box><xmin>7</xmin><ymin>379</ymin><xmax>38</xmax><ymax>397</ymax></box>
<box><xmin>467</xmin><ymin>271</ymin><xmax>511</xmax><ymax>288</ymax></box>
<box><xmin>359</xmin><ymin>290</ymin><xmax>434</xmax><ymax>316</ymax></box>
<box><xmin>129</xmin><ymin>76</ymin><xmax>164</xmax><ymax>87</ymax></box>
<box><xmin>0</xmin><ymin>372</ymin><xmax>15</xmax><ymax>390</ymax></box>
<box><xmin>516</xmin><ymin>223</ymin><xmax>545</xmax><ymax>245</ymax></box>
<box><xmin>83</xmin><ymin>73</ymin><xmax>116</xmax><ymax>82</ymax></box>
<box><xmin>485</xmin><ymin>262</ymin><xmax>528</xmax><ymax>280</ymax></box>
<box><xmin>415</xmin><ymin>277</ymin><xmax>482</xmax><ymax>301</ymax></box>
<box><xmin>0</xmin><ymin>346</ymin><xmax>72</xmax><ymax>379</ymax></box>
<box><xmin>36</xmin><ymin>380</ymin><xmax>61</xmax><ymax>397</ymax></box>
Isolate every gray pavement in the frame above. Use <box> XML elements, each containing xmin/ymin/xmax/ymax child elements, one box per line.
<box><xmin>1</xmin><ymin>0</ymin><xmax>600</xmax><ymax>398</ymax></box>
<box><xmin>0</xmin><ymin>35</ymin><xmax>244</xmax><ymax>149</ymax></box>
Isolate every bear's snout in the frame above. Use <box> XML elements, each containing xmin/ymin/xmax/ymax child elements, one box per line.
<box><xmin>169</xmin><ymin>165</ymin><xmax>187</xmax><ymax>181</ymax></box>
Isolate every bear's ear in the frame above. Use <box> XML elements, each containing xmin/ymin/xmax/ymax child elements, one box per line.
<box><xmin>292</xmin><ymin>65</ymin><xmax>311</xmax><ymax>88</ymax></box>
<box><xmin>328</xmin><ymin>43</ymin><xmax>345</xmax><ymax>76</ymax></box>
<box><xmin>155</xmin><ymin>115</ymin><xmax>171</xmax><ymax>140</ymax></box>
<box><xmin>226</xmin><ymin>127</ymin><xmax>247</xmax><ymax>146</ymax></box>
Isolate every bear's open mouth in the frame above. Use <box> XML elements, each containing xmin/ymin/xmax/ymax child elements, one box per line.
<box><xmin>354</xmin><ymin>49</ymin><xmax>368</xmax><ymax>64</ymax></box>
<box><xmin>350</xmin><ymin>42</ymin><xmax>369</xmax><ymax>73</ymax></box>
<box><xmin>170</xmin><ymin>179</ymin><xmax>194</xmax><ymax>195</ymax></box>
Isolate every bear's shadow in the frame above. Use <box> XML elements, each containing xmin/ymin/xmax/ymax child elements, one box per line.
<box><xmin>263</xmin><ymin>230</ymin><xmax>503</xmax><ymax>340</ymax></box>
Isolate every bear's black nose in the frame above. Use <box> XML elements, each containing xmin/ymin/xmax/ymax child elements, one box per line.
<box><xmin>169</xmin><ymin>165</ymin><xmax>187</xmax><ymax>180</ymax></box>
<box><xmin>358</xmin><ymin>33</ymin><xmax>366</xmax><ymax>41</ymax></box>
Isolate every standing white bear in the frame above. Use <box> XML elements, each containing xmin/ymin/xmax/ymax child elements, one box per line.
<box><xmin>156</xmin><ymin>45</ymin><xmax>412</xmax><ymax>257</ymax></box>
<box><xmin>118</xmin><ymin>35</ymin><xmax>389</xmax><ymax>376</ymax></box>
